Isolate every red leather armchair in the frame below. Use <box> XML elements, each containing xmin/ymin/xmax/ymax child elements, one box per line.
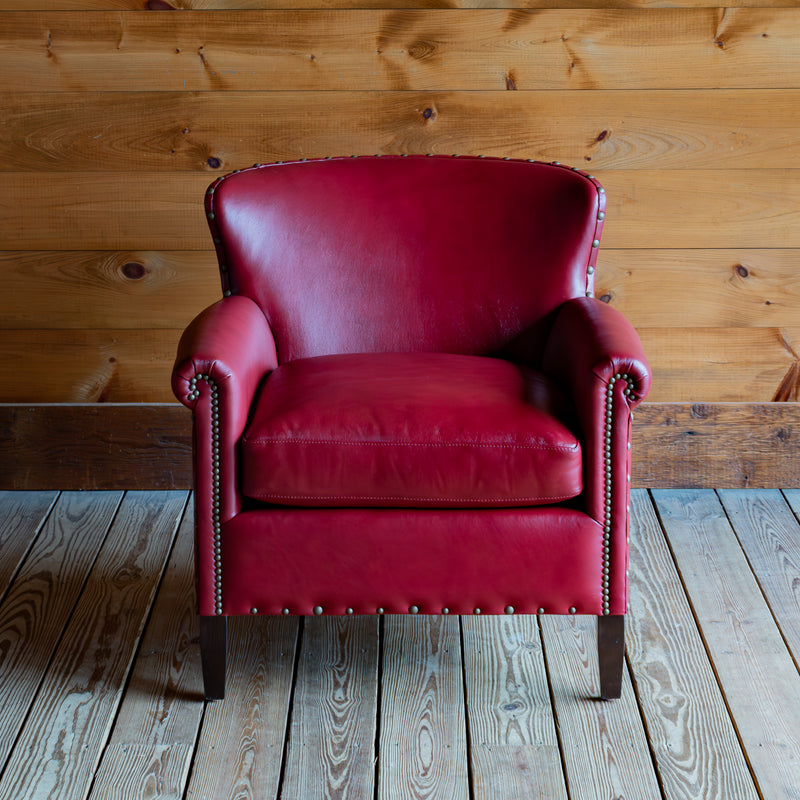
<box><xmin>172</xmin><ymin>155</ymin><xmax>650</xmax><ymax>701</ymax></box>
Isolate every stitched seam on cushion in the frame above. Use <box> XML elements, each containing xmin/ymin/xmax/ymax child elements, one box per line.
<box><xmin>245</xmin><ymin>437</ymin><xmax>579</xmax><ymax>453</ymax></box>
<box><xmin>248</xmin><ymin>492</ymin><xmax>579</xmax><ymax>503</ymax></box>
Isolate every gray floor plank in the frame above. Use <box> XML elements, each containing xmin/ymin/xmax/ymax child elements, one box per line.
<box><xmin>654</xmin><ymin>489</ymin><xmax>800</xmax><ymax>800</ymax></box>
<box><xmin>462</xmin><ymin>615</ymin><xmax>568</xmax><ymax>800</ymax></box>
<box><xmin>0</xmin><ymin>491</ymin><xmax>186</xmax><ymax>800</ymax></box>
<box><xmin>281</xmin><ymin>616</ymin><xmax>379</xmax><ymax>800</ymax></box>
<box><xmin>627</xmin><ymin>490</ymin><xmax>759</xmax><ymax>800</ymax></box>
<box><xmin>379</xmin><ymin>615</ymin><xmax>469</xmax><ymax>800</ymax></box>
<box><xmin>540</xmin><ymin>615</ymin><xmax>662</xmax><ymax>800</ymax></box>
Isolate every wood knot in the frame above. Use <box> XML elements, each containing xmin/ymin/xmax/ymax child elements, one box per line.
<box><xmin>121</xmin><ymin>262</ymin><xmax>146</xmax><ymax>280</ymax></box>
<box><xmin>146</xmin><ymin>0</ymin><xmax>177</xmax><ymax>9</ymax></box>
<box><xmin>407</xmin><ymin>40</ymin><xmax>434</xmax><ymax>60</ymax></box>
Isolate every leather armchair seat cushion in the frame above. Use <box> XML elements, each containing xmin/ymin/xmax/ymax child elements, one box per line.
<box><xmin>240</xmin><ymin>352</ymin><xmax>582</xmax><ymax>508</ymax></box>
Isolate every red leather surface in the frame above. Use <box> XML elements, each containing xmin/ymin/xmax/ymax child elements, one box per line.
<box><xmin>207</xmin><ymin>156</ymin><xmax>604</xmax><ymax>363</ymax></box>
<box><xmin>172</xmin><ymin>295</ymin><xmax>278</xmax><ymax>612</ymax></box>
<box><xmin>220</xmin><ymin>507</ymin><xmax>605</xmax><ymax>616</ymax></box>
<box><xmin>173</xmin><ymin>295</ymin><xmax>279</xmax><ymax>520</ymax></box>
<box><xmin>542</xmin><ymin>297</ymin><xmax>651</xmax><ymax>613</ymax></box>
<box><xmin>241</xmin><ymin>352</ymin><xmax>582</xmax><ymax>507</ymax></box>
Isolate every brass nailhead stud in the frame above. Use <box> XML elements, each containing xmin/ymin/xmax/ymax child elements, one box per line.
<box><xmin>281</xmin><ymin>608</ymin><xmax>290</xmax><ymax>615</ymax></box>
<box><xmin>569</xmin><ymin>607</ymin><xmax>577</xmax><ymax>614</ymax></box>
<box><xmin>504</xmin><ymin>605</ymin><xmax>515</xmax><ymax>615</ymax></box>
<box><xmin>346</xmin><ymin>608</ymin><xmax>354</xmax><ymax>615</ymax></box>
<box><xmin>441</xmin><ymin>607</ymin><xmax>450</xmax><ymax>615</ymax></box>
<box><xmin>409</xmin><ymin>605</ymin><xmax>419</xmax><ymax>615</ymax></box>
<box><xmin>537</xmin><ymin>608</ymin><xmax>545</xmax><ymax>615</ymax></box>
<box><xmin>313</xmin><ymin>605</ymin><xmax>323</xmax><ymax>615</ymax></box>
<box><xmin>376</xmin><ymin>607</ymin><xmax>384</xmax><ymax>615</ymax></box>
<box><xmin>250</xmin><ymin>607</ymin><xmax>258</xmax><ymax>615</ymax></box>
<box><xmin>473</xmin><ymin>608</ymin><xmax>482</xmax><ymax>615</ymax></box>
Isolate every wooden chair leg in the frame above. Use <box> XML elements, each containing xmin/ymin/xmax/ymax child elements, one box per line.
<box><xmin>598</xmin><ymin>614</ymin><xmax>625</xmax><ymax>700</ymax></box>
<box><xmin>199</xmin><ymin>615</ymin><xmax>228</xmax><ymax>701</ymax></box>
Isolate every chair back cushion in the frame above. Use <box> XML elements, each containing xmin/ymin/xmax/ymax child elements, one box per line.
<box><xmin>206</xmin><ymin>155</ymin><xmax>605</xmax><ymax>363</ymax></box>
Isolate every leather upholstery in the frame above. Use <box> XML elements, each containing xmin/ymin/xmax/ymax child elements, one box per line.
<box><xmin>220</xmin><ymin>507</ymin><xmax>604</xmax><ymax>617</ymax></box>
<box><xmin>173</xmin><ymin>155</ymin><xmax>650</xmax><ymax>622</ymax></box>
<box><xmin>206</xmin><ymin>155</ymin><xmax>604</xmax><ymax>364</ymax></box>
<box><xmin>241</xmin><ymin>352</ymin><xmax>582</xmax><ymax>507</ymax></box>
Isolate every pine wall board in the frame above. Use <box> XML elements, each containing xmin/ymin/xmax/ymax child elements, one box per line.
<box><xmin>1</xmin><ymin>1</ymin><xmax>799</xmax><ymax>486</ymax></box>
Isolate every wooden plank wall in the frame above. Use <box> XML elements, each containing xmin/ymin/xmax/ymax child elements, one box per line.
<box><xmin>1</xmin><ymin>0</ymin><xmax>799</xmax><ymax>487</ymax></box>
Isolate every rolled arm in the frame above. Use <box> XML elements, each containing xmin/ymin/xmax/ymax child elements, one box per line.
<box><xmin>172</xmin><ymin>295</ymin><xmax>278</xmax><ymax>616</ymax></box>
<box><xmin>173</xmin><ymin>294</ymin><xmax>278</xmax><ymax>519</ymax></box>
<box><xmin>542</xmin><ymin>296</ymin><xmax>651</xmax><ymax>615</ymax></box>
<box><xmin>542</xmin><ymin>296</ymin><xmax>650</xmax><ymax>404</ymax></box>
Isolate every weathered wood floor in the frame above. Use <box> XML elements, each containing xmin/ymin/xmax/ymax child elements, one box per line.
<box><xmin>1</xmin><ymin>489</ymin><xmax>799</xmax><ymax>799</ymax></box>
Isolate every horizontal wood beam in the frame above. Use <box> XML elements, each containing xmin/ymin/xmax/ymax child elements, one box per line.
<box><xmin>2</xmin><ymin>402</ymin><xmax>799</xmax><ymax>491</ymax></box>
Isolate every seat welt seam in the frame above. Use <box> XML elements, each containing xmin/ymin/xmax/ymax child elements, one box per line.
<box><xmin>246</xmin><ymin>492</ymin><xmax>580</xmax><ymax>504</ymax></box>
<box><xmin>244</xmin><ymin>437</ymin><xmax>579</xmax><ymax>453</ymax></box>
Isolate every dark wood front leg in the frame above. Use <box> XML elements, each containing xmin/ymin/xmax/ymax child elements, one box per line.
<box><xmin>598</xmin><ymin>614</ymin><xmax>625</xmax><ymax>700</ymax></box>
<box><xmin>199</xmin><ymin>615</ymin><xmax>228</xmax><ymax>701</ymax></box>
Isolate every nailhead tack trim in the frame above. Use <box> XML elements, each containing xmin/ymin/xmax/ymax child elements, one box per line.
<box><xmin>189</xmin><ymin>373</ymin><xmax>223</xmax><ymax>615</ymax></box>
<box><xmin>603</xmin><ymin>373</ymin><xmax>635</xmax><ymax>615</ymax></box>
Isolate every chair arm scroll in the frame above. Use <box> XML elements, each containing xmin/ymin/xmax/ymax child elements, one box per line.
<box><xmin>542</xmin><ymin>296</ymin><xmax>650</xmax><ymax>403</ymax></box>
<box><xmin>542</xmin><ymin>297</ymin><xmax>651</xmax><ymax>615</ymax></box>
<box><xmin>172</xmin><ymin>294</ymin><xmax>278</xmax><ymax>517</ymax></box>
<box><xmin>172</xmin><ymin>295</ymin><xmax>278</xmax><ymax>616</ymax></box>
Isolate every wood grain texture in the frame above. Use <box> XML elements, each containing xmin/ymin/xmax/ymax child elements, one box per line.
<box><xmin>653</xmin><ymin>489</ymin><xmax>800</xmax><ymax>800</ymax></box>
<box><xmin>638</xmin><ymin>326</ymin><xmax>800</xmax><ymax>403</ymax></box>
<box><xmin>379</xmin><ymin>615</ymin><xmax>469</xmax><ymax>800</ymax></box>
<box><xmin>717</xmin><ymin>489</ymin><xmax>800</xmax><ymax>665</ymax></box>
<box><xmin>186</xmin><ymin>615</ymin><xmax>298</xmax><ymax>800</ymax></box>
<box><xmin>282</xmin><ymin>616</ymin><xmax>379</xmax><ymax>800</ymax></box>
<box><xmin>102</xmin><ymin>502</ymin><xmax>203</xmax><ymax>744</ymax></box>
<box><xmin>5</xmin><ymin>90</ymin><xmax>800</xmax><ymax>172</ymax></box>
<box><xmin>0</xmin><ymin>490</ymin><xmax>57</xmax><ymax>598</ymax></box>
<box><xmin>631</xmin><ymin>402</ymin><xmax>800</xmax><ymax>488</ymax></box>
<box><xmin>461</xmin><ymin>615</ymin><xmax>568</xmax><ymax>800</ymax></box>
<box><xmin>89</xmin><ymin>504</ymin><xmax>203</xmax><ymax>800</ymax></box>
<box><xmin>0</xmin><ymin>329</ymin><xmax>182</xmax><ymax>402</ymax></box>
<box><xmin>4</xmin><ymin>170</ymin><xmax>798</xmax><ymax>251</ymax></box>
<box><xmin>0</xmin><ymin>251</ymin><xmax>219</xmax><ymax>330</ymax></box>
<box><xmin>7</xmin><ymin>248</ymin><xmax>800</xmax><ymax>332</ymax></box>
<box><xmin>6</xmin><ymin>9</ymin><xmax>800</xmax><ymax>92</ymax></box>
<box><xmin>89</xmin><ymin>744</ymin><xmax>193</xmax><ymax>800</ymax></box>
<box><xmin>0</xmin><ymin>491</ymin><xmax>185</xmax><ymax>800</ymax></box>
<box><xmin>626</xmin><ymin>490</ymin><xmax>760</xmax><ymax>800</ymax></box>
<box><xmin>0</xmin><ymin>172</ymin><xmax>210</xmax><ymax>251</ymax></box>
<box><xmin>4</xmin><ymin>401</ymin><xmax>800</xmax><ymax>491</ymax></box>
<box><xmin>90</xmin><ymin>503</ymin><xmax>199</xmax><ymax>798</ymax></box>
<box><xmin>597</xmin><ymin>249</ymin><xmax>800</xmax><ymax>329</ymax></box>
<box><xmin>5</xmin><ymin>324</ymin><xmax>800</xmax><ymax>403</ymax></box>
<box><xmin>539</xmin><ymin>615</ymin><xmax>662</xmax><ymax>800</ymax></box>
<box><xmin>0</xmin><ymin>404</ymin><xmax>193</xmax><ymax>490</ymax></box>
<box><xmin>0</xmin><ymin>491</ymin><xmax>123</xmax><ymax>768</ymax></box>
